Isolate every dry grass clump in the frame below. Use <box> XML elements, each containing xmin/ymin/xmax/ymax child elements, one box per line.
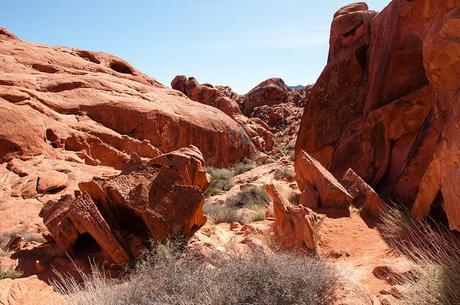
<box><xmin>275</xmin><ymin>167</ymin><xmax>295</xmax><ymax>182</ymax></box>
<box><xmin>205</xmin><ymin>167</ymin><xmax>234</xmax><ymax>196</ymax></box>
<box><xmin>205</xmin><ymin>186</ymin><xmax>271</xmax><ymax>224</ymax></box>
<box><xmin>0</xmin><ymin>266</ymin><xmax>23</xmax><ymax>280</ymax></box>
<box><xmin>54</xmin><ymin>243</ymin><xmax>339</xmax><ymax>305</ymax></box>
<box><xmin>0</xmin><ymin>232</ymin><xmax>16</xmax><ymax>256</ymax></box>
<box><xmin>203</xmin><ymin>204</ymin><xmax>240</xmax><ymax>224</ymax></box>
<box><xmin>379</xmin><ymin>207</ymin><xmax>460</xmax><ymax>305</ymax></box>
<box><xmin>232</xmin><ymin>158</ymin><xmax>255</xmax><ymax>175</ymax></box>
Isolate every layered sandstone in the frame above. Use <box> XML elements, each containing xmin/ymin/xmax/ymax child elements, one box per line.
<box><xmin>295</xmin><ymin>1</ymin><xmax>460</xmax><ymax>230</ymax></box>
<box><xmin>0</xmin><ymin>28</ymin><xmax>257</xmax><ymax>168</ymax></box>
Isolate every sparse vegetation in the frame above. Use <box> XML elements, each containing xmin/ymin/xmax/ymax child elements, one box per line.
<box><xmin>232</xmin><ymin>158</ymin><xmax>255</xmax><ymax>175</ymax></box>
<box><xmin>54</xmin><ymin>244</ymin><xmax>339</xmax><ymax>305</ymax></box>
<box><xmin>275</xmin><ymin>167</ymin><xmax>295</xmax><ymax>181</ymax></box>
<box><xmin>204</xmin><ymin>187</ymin><xmax>271</xmax><ymax>224</ymax></box>
<box><xmin>0</xmin><ymin>266</ymin><xmax>23</xmax><ymax>280</ymax></box>
<box><xmin>205</xmin><ymin>167</ymin><xmax>234</xmax><ymax>196</ymax></box>
<box><xmin>289</xmin><ymin>193</ymin><xmax>300</xmax><ymax>205</ymax></box>
<box><xmin>204</xmin><ymin>204</ymin><xmax>240</xmax><ymax>224</ymax></box>
<box><xmin>0</xmin><ymin>232</ymin><xmax>16</xmax><ymax>256</ymax></box>
<box><xmin>250</xmin><ymin>210</ymin><xmax>266</xmax><ymax>222</ymax></box>
<box><xmin>231</xmin><ymin>186</ymin><xmax>271</xmax><ymax>209</ymax></box>
<box><xmin>379</xmin><ymin>207</ymin><xmax>460</xmax><ymax>305</ymax></box>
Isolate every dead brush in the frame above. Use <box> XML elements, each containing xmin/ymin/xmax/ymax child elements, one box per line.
<box><xmin>378</xmin><ymin>207</ymin><xmax>460</xmax><ymax>305</ymax></box>
<box><xmin>53</xmin><ymin>243</ymin><xmax>339</xmax><ymax>305</ymax></box>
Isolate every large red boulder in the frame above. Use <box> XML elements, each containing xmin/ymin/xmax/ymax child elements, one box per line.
<box><xmin>0</xmin><ymin>28</ymin><xmax>257</xmax><ymax>168</ymax></box>
<box><xmin>295</xmin><ymin>1</ymin><xmax>460</xmax><ymax>230</ymax></box>
<box><xmin>241</xmin><ymin>78</ymin><xmax>290</xmax><ymax>115</ymax></box>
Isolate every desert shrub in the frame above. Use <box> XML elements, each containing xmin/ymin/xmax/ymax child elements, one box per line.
<box><xmin>232</xmin><ymin>158</ymin><xmax>255</xmax><ymax>175</ymax></box>
<box><xmin>379</xmin><ymin>207</ymin><xmax>460</xmax><ymax>305</ymax></box>
<box><xmin>250</xmin><ymin>210</ymin><xmax>266</xmax><ymax>222</ymax></box>
<box><xmin>205</xmin><ymin>167</ymin><xmax>234</xmax><ymax>196</ymax></box>
<box><xmin>275</xmin><ymin>167</ymin><xmax>295</xmax><ymax>182</ymax></box>
<box><xmin>231</xmin><ymin>187</ymin><xmax>271</xmax><ymax>209</ymax></box>
<box><xmin>203</xmin><ymin>204</ymin><xmax>240</xmax><ymax>224</ymax></box>
<box><xmin>21</xmin><ymin>232</ymin><xmax>45</xmax><ymax>243</ymax></box>
<box><xmin>0</xmin><ymin>266</ymin><xmax>23</xmax><ymax>279</ymax></box>
<box><xmin>54</xmin><ymin>245</ymin><xmax>339</xmax><ymax>305</ymax></box>
<box><xmin>289</xmin><ymin>193</ymin><xmax>300</xmax><ymax>205</ymax></box>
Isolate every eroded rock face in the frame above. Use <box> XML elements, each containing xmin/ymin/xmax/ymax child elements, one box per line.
<box><xmin>0</xmin><ymin>28</ymin><xmax>257</xmax><ymax>168</ymax></box>
<box><xmin>266</xmin><ymin>184</ymin><xmax>317</xmax><ymax>253</ymax></box>
<box><xmin>241</xmin><ymin>78</ymin><xmax>290</xmax><ymax>115</ymax></box>
<box><xmin>171</xmin><ymin>75</ymin><xmax>274</xmax><ymax>152</ymax></box>
<box><xmin>40</xmin><ymin>146</ymin><xmax>209</xmax><ymax>264</ymax></box>
<box><xmin>295</xmin><ymin>1</ymin><xmax>460</xmax><ymax>230</ymax></box>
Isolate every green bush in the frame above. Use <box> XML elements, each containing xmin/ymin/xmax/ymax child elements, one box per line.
<box><xmin>232</xmin><ymin>187</ymin><xmax>270</xmax><ymax>209</ymax></box>
<box><xmin>275</xmin><ymin>167</ymin><xmax>295</xmax><ymax>182</ymax></box>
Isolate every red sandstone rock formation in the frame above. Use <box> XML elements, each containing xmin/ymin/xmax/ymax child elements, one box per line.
<box><xmin>171</xmin><ymin>75</ymin><xmax>275</xmax><ymax>152</ymax></box>
<box><xmin>295</xmin><ymin>150</ymin><xmax>353</xmax><ymax>209</ymax></box>
<box><xmin>0</xmin><ymin>28</ymin><xmax>257</xmax><ymax>168</ymax></box>
<box><xmin>241</xmin><ymin>78</ymin><xmax>290</xmax><ymax>115</ymax></box>
<box><xmin>266</xmin><ymin>184</ymin><xmax>317</xmax><ymax>253</ymax></box>
<box><xmin>40</xmin><ymin>146</ymin><xmax>209</xmax><ymax>264</ymax></box>
<box><xmin>342</xmin><ymin>168</ymin><xmax>385</xmax><ymax>216</ymax></box>
<box><xmin>295</xmin><ymin>1</ymin><xmax>460</xmax><ymax>230</ymax></box>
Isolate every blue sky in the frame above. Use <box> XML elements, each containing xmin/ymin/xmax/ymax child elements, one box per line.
<box><xmin>1</xmin><ymin>1</ymin><xmax>389</xmax><ymax>93</ymax></box>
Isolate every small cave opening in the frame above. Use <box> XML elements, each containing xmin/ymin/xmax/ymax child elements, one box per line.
<box><xmin>109</xmin><ymin>60</ymin><xmax>134</xmax><ymax>75</ymax></box>
<box><xmin>112</xmin><ymin>205</ymin><xmax>150</xmax><ymax>247</ymax></box>
<box><xmin>428</xmin><ymin>190</ymin><xmax>449</xmax><ymax>226</ymax></box>
<box><xmin>73</xmin><ymin>233</ymin><xmax>101</xmax><ymax>255</ymax></box>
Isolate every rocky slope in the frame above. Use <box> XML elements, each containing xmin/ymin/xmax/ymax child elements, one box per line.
<box><xmin>0</xmin><ymin>27</ymin><xmax>258</xmax><ymax>168</ymax></box>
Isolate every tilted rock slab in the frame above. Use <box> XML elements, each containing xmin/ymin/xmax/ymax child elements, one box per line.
<box><xmin>295</xmin><ymin>150</ymin><xmax>353</xmax><ymax>209</ymax></box>
<box><xmin>342</xmin><ymin>168</ymin><xmax>386</xmax><ymax>217</ymax></box>
<box><xmin>40</xmin><ymin>146</ymin><xmax>209</xmax><ymax>264</ymax></box>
